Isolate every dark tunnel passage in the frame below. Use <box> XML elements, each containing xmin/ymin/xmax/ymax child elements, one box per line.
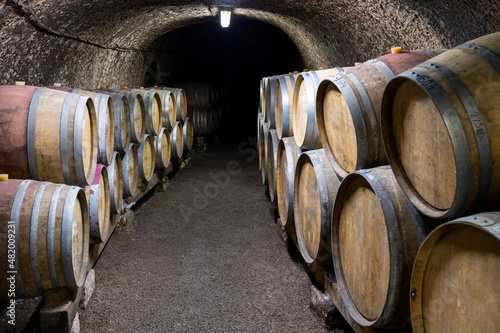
<box><xmin>144</xmin><ymin>20</ymin><xmax>303</xmax><ymax>142</ymax></box>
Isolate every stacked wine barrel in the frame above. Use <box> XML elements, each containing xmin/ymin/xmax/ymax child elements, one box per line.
<box><xmin>176</xmin><ymin>82</ymin><xmax>225</xmax><ymax>137</ymax></box>
<box><xmin>258</xmin><ymin>32</ymin><xmax>500</xmax><ymax>332</ymax></box>
<box><xmin>0</xmin><ymin>82</ymin><xmax>195</xmax><ymax>302</ymax></box>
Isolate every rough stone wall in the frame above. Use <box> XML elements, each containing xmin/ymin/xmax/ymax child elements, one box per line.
<box><xmin>1</xmin><ymin>0</ymin><xmax>499</xmax><ymax>88</ymax></box>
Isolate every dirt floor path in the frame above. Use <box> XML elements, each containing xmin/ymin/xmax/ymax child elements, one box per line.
<box><xmin>79</xmin><ymin>141</ymin><xmax>327</xmax><ymax>333</ymax></box>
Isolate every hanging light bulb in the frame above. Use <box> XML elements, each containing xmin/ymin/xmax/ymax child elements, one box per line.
<box><xmin>220</xmin><ymin>10</ymin><xmax>231</xmax><ymax>28</ymax></box>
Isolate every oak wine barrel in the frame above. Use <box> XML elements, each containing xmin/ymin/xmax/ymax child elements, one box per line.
<box><xmin>276</xmin><ymin>137</ymin><xmax>302</xmax><ymax>228</ymax></box>
<box><xmin>0</xmin><ymin>179</ymin><xmax>89</xmax><ymax>299</ymax></box>
<box><xmin>265</xmin><ymin>75</ymin><xmax>278</xmax><ymax>129</ymax></box>
<box><xmin>109</xmin><ymin>93</ymin><xmax>131</xmax><ymax>154</ymax></box>
<box><xmin>0</xmin><ymin>86</ymin><xmax>97</xmax><ymax>186</ymax></box>
<box><xmin>381</xmin><ymin>32</ymin><xmax>500</xmax><ymax>218</ymax></box>
<box><xmin>133</xmin><ymin>89</ymin><xmax>162</xmax><ymax>136</ymax></box>
<box><xmin>410</xmin><ymin>211</ymin><xmax>500</xmax><ymax>333</ymax></box>
<box><xmin>123</xmin><ymin>143</ymin><xmax>139</xmax><ymax>197</ymax></box>
<box><xmin>294</xmin><ymin>149</ymin><xmax>341</xmax><ymax>265</ymax></box>
<box><xmin>163</xmin><ymin>88</ymin><xmax>187</xmax><ymax>121</ymax></box>
<box><xmin>83</xmin><ymin>164</ymin><xmax>110</xmax><ymax>244</ymax></box>
<box><xmin>170</xmin><ymin>121</ymin><xmax>184</xmax><ymax>160</ymax></box>
<box><xmin>316</xmin><ymin>50</ymin><xmax>441</xmax><ymax>178</ymax></box>
<box><xmin>154</xmin><ymin>128</ymin><xmax>171</xmax><ymax>170</ymax></box>
<box><xmin>261</xmin><ymin>77</ymin><xmax>269</xmax><ymax>119</ymax></box>
<box><xmin>275</xmin><ymin>73</ymin><xmax>298</xmax><ymax>138</ymax></box>
<box><xmin>266</xmin><ymin>129</ymin><xmax>279</xmax><ymax>202</ymax></box>
<box><xmin>74</xmin><ymin>89</ymin><xmax>115</xmax><ymax>166</ymax></box>
<box><xmin>137</xmin><ymin>134</ymin><xmax>155</xmax><ymax>182</ymax></box>
<box><xmin>193</xmin><ymin>108</ymin><xmax>209</xmax><ymax>136</ymax></box>
<box><xmin>108</xmin><ymin>151</ymin><xmax>123</xmax><ymax>215</ymax></box>
<box><xmin>183</xmin><ymin>117</ymin><xmax>194</xmax><ymax>151</ymax></box>
<box><xmin>257</xmin><ymin>112</ymin><xmax>264</xmax><ymax>171</ymax></box>
<box><xmin>259</xmin><ymin>122</ymin><xmax>270</xmax><ymax>185</ymax></box>
<box><xmin>151</xmin><ymin>89</ymin><xmax>176</xmax><ymax>130</ymax></box>
<box><xmin>121</xmin><ymin>91</ymin><xmax>146</xmax><ymax>143</ymax></box>
<box><xmin>292</xmin><ymin>68</ymin><xmax>341</xmax><ymax>149</ymax></box>
<box><xmin>331</xmin><ymin>166</ymin><xmax>425</xmax><ymax>328</ymax></box>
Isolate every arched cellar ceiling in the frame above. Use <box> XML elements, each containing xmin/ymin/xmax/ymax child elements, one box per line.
<box><xmin>1</xmin><ymin>0</ymin><xmax>499</xmax><ymax>87</ymax></box>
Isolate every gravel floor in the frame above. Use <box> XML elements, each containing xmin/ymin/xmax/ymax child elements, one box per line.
<box><xmin>79</xmin><ymin>141</ymin><xmax>328</xmax><ymax>333</ymax></box>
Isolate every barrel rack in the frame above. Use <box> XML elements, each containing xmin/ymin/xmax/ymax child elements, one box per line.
<box><xmin>0</xmin><ymin>155</ymin><xmax>189</xmax><ymax>333</ymax></box>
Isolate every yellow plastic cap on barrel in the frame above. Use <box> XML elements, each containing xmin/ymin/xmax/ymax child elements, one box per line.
<box><xmin>15</xmin><ymin>81</ymin><xmax>25</xmax><ymax>86</ymax></box>
<box><xmin>391</xmin><ymin>46</ymin><xmax>402</xmax><ymax>54</ymax></box>
<box><xmin>0</xmin><ymin>174</ymin><xmax>9</xmax><ymax>181</ymax></box>
<box><xmin>354</xmin><ymin>62</ymin><xmax>363</xmax><ymax>66</ymax></box>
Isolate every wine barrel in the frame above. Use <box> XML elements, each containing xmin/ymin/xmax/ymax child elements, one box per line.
<box><xmin>163</xmin><ymin>88</ymin><xmax>187</xmax><ymax>121</ymax></box>
<box><xmin>259</xmin><ymin>79</ymin><xmax>264</xmax><ymax>116</ymax></box>
<box><xmin>0</xmin><ymin>179</ymin><xmax>89</xmax><ymax>299</ymax></box>
<box><xmin>108</xmin><ymin>151</ymin><xmax>123</xmax><ymax>215</ymax></box>
<box><xmin>133</xmin><ymin>90</ymin><xmax>162</xmax><ymax>136</ymax></box>
<box><xmin>294</xmin><ymin>149</ymin><xmax>341</xmax><ymax>265</ymax></box>
<box><xmin>276</xmin><ymin>137</ymin><xmax>302</xmax><ymax>228</ymax></box>
<box><xmin>109</xmin><ymin>93</ymin><xmax>131</xmax><ymax>154</ymax></box>
<box><xmin>123</xmin><ymin>143</ymin><xmax>139</xmax><ymax>197</ymax></box>
<box><xmin>266</xmin><ymin>75</ymin><xmax>278</xmax><ymax>129</ymax></box>
<box><xmin>177</xmin><ymin>82</ymin><xmax>212</xmax><ymax>108</ymax></box>
<box><xmin>151</xmin><ymin>89</ymin><xmax>176</xmax><ymax>130</ymax></box>
<box><xmin>257</xmin><ymin>112</ymin><xmax>264</xmax><ymax>171</ymax></box>
<box><xmin>84</xmin><ymin>164</ymin><xmax>110</xmax><ymax>244</ymax></box>
<box><xmin>137</xmin><ymin>134</ymin><xmax>155</xmax><ymax>182</ymax></box>
<box><xmin>410</xmin><ymin>212</ymin><xmax>500</xmax><ymax>333</ymax></box>
<box><xmin>275</xmin><ymin>73</ymin><xmax>298</xmax><ymax>138</ymax></box>
<box><xmin>381</xmin><ymin>32</ymin><xmax>500</xmax><ymax>218</ymax></box>
<box><xmin>74</xmin><ymin>90</ymin><xmax>115</xmax><ymax>166</ymax></box>
<box><xmin>121</xmin><ymin>91</ymin><xmax>146</xmax><ymax>143</ymax></box>
<box><xmin>183</xmin><ymin>117</ymin><xmax>194</xmax><ymax>151</ymax></box>
<box><xmin>261</xmin><ymin>77</ymin><xmax>269</xmax><ymax>118</ymax></box>
<box><xmin>331</xmin><ymin>166</ymin><xmax>425</xmax><ymax>328</ymax></box>
<box><xmin>0</xmin><ymin>86</ymin><xmax>97</xmax><ymax>186</ymax></box>
<box><xmin>170</xmin><ymin>121</ymin><xmax>184</xmax><ymax>160</ymax></box>
<box><xmin>259</xmin><ymin>122</ymin><xmax>270</xmax><ymax>185</ymax></box>
<box><xmin>193</xmin><ymin>108</ymin><xmax>209</xmax><ymax>136</ymax></box>
<box><xmin>154</xmin><ymin>128</ymin><xmax>171</xmax><ymax>170</ymax></box>
<box><xmin>292</xmin><ymin>68</ymin><xmax>341</xmax><ymax>149</ymax></box>
<box><xmin>317</xmin><ymin>51</ymin><xmax>441</xmax><ymax>178</ymax></box>
<box><xmin>266</xmin><ymin>129</ymin><xmax>279</xmax><ymax>202</ymax></box>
